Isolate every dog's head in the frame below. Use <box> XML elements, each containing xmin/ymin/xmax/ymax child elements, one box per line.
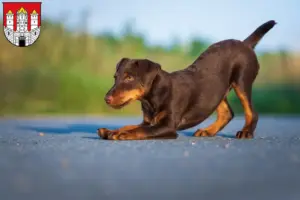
<box><xmin>104</xmin><ymin>58</ymin><xmax>161</xmax><ymax>109</ymax></box>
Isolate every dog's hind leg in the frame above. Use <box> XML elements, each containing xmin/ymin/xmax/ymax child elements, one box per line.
<box><xmin>193</xmin><ymin>98</ymin><xmax>234</xmax><ymax>137</ymax></box>
<box><xmin>232</xmin><ymin>82</ymin><xmax>258</xmax><ymax>139</ymax></box>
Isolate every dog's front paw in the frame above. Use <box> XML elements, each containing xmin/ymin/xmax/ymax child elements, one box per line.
<box><xmin>107</xmin><ymin>131</ymin><xmax>145</xmax><ymax>140</ymax></box>
<box><xmin>98</xmin><ymin>128</ymin><xmax>116</xmax><ymax>139</ymax></box>
<box><xmin>193</xmin><ymin>129</ymin><xmax>214</xmax><ymax>137</ymax></box>
<box><xmin>236</xmin><ymin>130</ymin><xmax>253</xmax><ymax>139</ymax></box>
<box><xmin>106</xmin><ymin>131</ymin><xmax>131</xmax><ymax>140</ymax></box>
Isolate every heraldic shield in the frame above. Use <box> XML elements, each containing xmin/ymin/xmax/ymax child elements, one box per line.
<box><xmin>3</xmin><ymin>2</ymin><xmax>42</xmax><ymax>47</ymax></box>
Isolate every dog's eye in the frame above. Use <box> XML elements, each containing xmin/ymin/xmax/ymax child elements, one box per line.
<box><xmin>124</xmin><ymin>76</ymin><xmax>134</xmax><ymax>82</ymax></box>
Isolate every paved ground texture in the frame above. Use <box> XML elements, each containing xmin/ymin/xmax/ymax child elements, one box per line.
<box><xmin>0</xmin><ymin>116</ymin><xmax>300</xmax><ymax>200</ymax></box>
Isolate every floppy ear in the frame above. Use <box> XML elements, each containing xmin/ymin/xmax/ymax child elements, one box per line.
<box><xmin>136</xmin><ymin>59</ymin><xmax>161</xmax><ymax>88</ymax></box>
<box><xmin>116</xmin><ymin>57</ymin><xmax>129</xmax><ymax>71</ymax></box>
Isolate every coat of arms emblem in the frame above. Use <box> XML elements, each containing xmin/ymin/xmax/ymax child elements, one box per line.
<box><xmin>2</xmin><ymin>2</ymin><xmax>42</xmax><ymax>47</ymax></box>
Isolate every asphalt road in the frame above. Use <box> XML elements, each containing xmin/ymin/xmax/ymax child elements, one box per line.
<box><xmin>0</xmin><ymin>116</ymin><xmax>300</xmax><ymax>200</ymax></box>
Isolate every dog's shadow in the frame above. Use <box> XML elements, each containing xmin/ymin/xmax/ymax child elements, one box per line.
<box><xmin>181</xmin><ymin>131</ymin><xmax>235</xmax><ymax>139</ymax></box>
<box><xmin>18</xmin><ymin>123</ymin><xmax>235</xmax><ymax>139</ymax></box>
<box><xmin>18</xmin><ymin>124</ymin><xmax>120</xmax><ymax>140</ymax></box>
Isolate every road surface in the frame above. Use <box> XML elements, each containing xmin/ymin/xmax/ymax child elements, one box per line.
<box><xmin>0</xmin><ymin>116</ymin><xmax>300</xmax><ymax>200</ymax></box>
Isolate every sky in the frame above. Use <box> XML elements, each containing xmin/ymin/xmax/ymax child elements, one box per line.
<box><xmin>3</xmin><ymin>0</ymin><xmax>300</xmax><ymax>52</ymax></box>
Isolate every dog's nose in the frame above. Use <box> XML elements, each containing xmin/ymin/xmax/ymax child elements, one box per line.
<box><xmin>105</xmin><ymin>96</ymin><xmax>113</xmax><ymax>104</ymax></box>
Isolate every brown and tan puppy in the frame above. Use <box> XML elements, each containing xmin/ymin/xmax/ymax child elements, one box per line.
<box><xmin>98</xmin><ymin>20</ymin><xmax>276</xmax><ymax>140</ymax></box>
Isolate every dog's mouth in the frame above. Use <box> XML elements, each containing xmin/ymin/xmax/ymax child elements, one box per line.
<box><xmin>110</xmin><ymin>98</ymin><xmax>133</xmax><ymax>109</ymax></box>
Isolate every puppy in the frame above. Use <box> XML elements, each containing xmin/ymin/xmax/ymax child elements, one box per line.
<box><xmin>98</xmin><ymin>20</ymin><xmax>276</xmax><ymax>140</ymax></box>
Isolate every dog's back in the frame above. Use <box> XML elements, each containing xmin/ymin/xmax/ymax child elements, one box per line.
<box><xmin>183</xmin><ymin>20</ymin><xmax>276</xmax><ymax>87</ymax></box>
<box><xmin>190</xmin><ymin>20</ymin><xmax>276</xmax><ymax>69</ymax></box>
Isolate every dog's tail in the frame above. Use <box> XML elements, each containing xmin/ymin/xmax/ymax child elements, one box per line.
<box><xmin>243</xmin><ymin>20</ymin><xmax>276</xmax><ymax>49</ymax></box>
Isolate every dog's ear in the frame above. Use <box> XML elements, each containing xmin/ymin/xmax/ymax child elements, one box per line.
<box><xmin>116</xmin><ymin>57</ymin><xmax>129</xmax><ymax>71</ymax></box>
<box><xmin>135</xmin><ymin>59</ymin><xmax>161</xmax><ymax>88</ymax></box>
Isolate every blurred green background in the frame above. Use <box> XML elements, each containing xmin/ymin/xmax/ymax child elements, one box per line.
<box><xmin>0</xmin><ymin>11</ymin><xmax>299</xmax><ymax>116</ymax></box>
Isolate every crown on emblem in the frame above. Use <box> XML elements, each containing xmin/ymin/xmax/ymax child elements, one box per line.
<box><xmin>31</xmin><ymin>10</ymin><xmax>38</xmax><ymax>15</ymax></box>
<box><xmin>6</xmin><ymin>10</ymin><xmax>13</xmax><ymax>15</ymax></box>
<box><xmin>17</xmin><ymin>7</ymin><xmax>27</xmax><ymax>14</ymax></box>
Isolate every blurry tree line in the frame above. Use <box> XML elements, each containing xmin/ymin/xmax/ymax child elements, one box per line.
<box><xmin>0</xmin><ymin>17</ymin><xmax>299</xmax><ymax>116</ymax></box>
